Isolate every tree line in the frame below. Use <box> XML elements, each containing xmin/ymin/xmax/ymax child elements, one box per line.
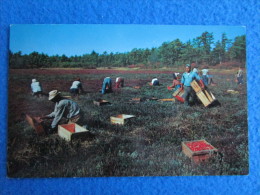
<box><xmin>9</xmin><ymin>32</ymin><xmax>246</xmax><ymax>69</ymax></box>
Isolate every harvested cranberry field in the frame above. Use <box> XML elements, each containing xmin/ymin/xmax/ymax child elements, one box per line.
<box><xmin>7</xmin><ymin>68</ymin><xmax>248</xmax><ymax>177</ymax></box>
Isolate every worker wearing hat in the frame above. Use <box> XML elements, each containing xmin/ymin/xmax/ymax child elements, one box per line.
<box><xmin>41</xmin><ymin>90</ymin><xmax>83</xmax><ymax>134</ymax></box>
<box><xmin>181</xmin><ymin>64</ymin><xmax>205</xmax><ymax>106</ymax></box>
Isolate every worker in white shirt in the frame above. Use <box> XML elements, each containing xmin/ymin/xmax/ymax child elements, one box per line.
<box><xmin>201</xmin><ymin>68</ymin><xmax>209</xmax><ymax>86</ymax></box>
<box><xmin>115</xmin><ymin>77</ymin><xmax>124</xmax><ymax>88</ymax></box>
<box><xmin>70</xmin><ymin>78</ymin><xmax>84</xmax><ymax>98</ymax></box>
<box><xmin>150</xmin><ymin>77</ymin><xmax>159</xmax><ymax>86</ymax></box>
<box><xmin>31</xmin><ymin>79</ymin><xmax>43</xmax><ymax>97</ymax></box>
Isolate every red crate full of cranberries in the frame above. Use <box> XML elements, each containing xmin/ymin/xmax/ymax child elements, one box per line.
<box><xmin>182</xmin><ymin>139</ymin><xmax>218</xmax><ymax>163</ymax></box>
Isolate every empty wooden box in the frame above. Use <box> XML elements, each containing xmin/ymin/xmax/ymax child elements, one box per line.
<box><xmin>110</xmin><ymin>114</ymin><xmax>135</xmax><ymax>125</ymax></box>
<box><xmin>191</xmin><ymin>80</ymin><xmax>216</xmax><ymax>107</ymax></box>
<box><xmin>182</xmin><ymin>139</ymin><xmax>218</xmax><ymax>164</ymax></box>
<box><xmin>58</xmin><ymin>123</ymin><xmax>90</xmax><ymax>141</ymax></box>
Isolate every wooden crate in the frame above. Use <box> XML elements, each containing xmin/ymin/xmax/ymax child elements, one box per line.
<box><xmin>191</xmin><ymin>80</ymin><xmax>217</xmax><ymax>107</ymax></box>
<box><xmin>172</xmin><ymin>88</ymin><xmax>185</xmax><ymax>103</ymax></box>
<box><xmin>192</xmin><ymin>154</ymin><xmax>211</xmax><ymax>164</ymax></box>
<box><xmin>191</xmin><ymin>80</ymin><xmax>202</xmax><ymax>92</ymax></box>
<box><xmin>196</xmin><ymin>90</ymin><xmax>216</xmax><ymax>107</ymax></box>
<box><xmin>172</xmin><ymin>88</ymin><xmax>185</xmax><ymax>97</ymax></box>
<box><xmin>25</xmin><ymin>114</ymin><xmax>45</xmax><ymax>135</ymax></box>
<box><xmin>158</xmin><ymin>98</ymin><xmax>175</xmax><ymax>102</ymax></box>
<box><xmin>182</xmin><ymin>139</ymin><xmax>218</xmax><ymax>163</ymax></box>
<box><xmin>93</xmin><ymin>99</ymin><xmax>110</xmax><ymax>106</ymax></box>
<box><xmin>148</xmin><ymin>97</ymin><xmax>158</xmax><ymax>101</ymax></box>
<box><xmin>128</xmin><ymin>98</ymin><xmax>141</xmax><ymax>104</ymax></box>
<box><xmin>110</xmin><ymin>114</ymin><xmax>135</xmax><ymax>125</ymax></box>
<box><xmin>172</xmin><ymin>88</ymin><xmax>182</xmax><ymax>96</ymax></box>
<box><xmin>58</xmin><ymin>123</ymin><xmax>90</xmax><ymax>141</ymax></box>
<box><xmin>227</xmin><ymin>89</ymin><xmax>239</xmax><ymax>94</ymax></box>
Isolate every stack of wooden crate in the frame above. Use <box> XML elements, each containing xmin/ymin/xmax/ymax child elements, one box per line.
<box><xmin>191</xmin><ymin>80</ymin><xmax>216</xmax><ymax>107</ymax></box>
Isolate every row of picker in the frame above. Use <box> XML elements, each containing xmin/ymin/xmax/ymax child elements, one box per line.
<box><xmin>25</xmin><ymin>64</ymin><xmax>222</xmax><ymax>164</ymax></box>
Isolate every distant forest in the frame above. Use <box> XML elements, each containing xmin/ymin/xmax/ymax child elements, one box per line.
<box><xmin>9</xmin><ymin>32</ymin><xmax>246</xmax><ymax>69</ymax></box>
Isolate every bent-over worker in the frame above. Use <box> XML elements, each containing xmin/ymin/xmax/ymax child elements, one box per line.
<box><xmin>115</xmin><ymin>77</ymin><xmax>124</xmax><ymax>88</ymax></box>
<box><xmin>101</xmin><ymin>77</ymin><xmax>113</xmax><ymax>94</ymax></box>
<box><xmin>236</xmin><ymin>67</ymin><xmax>243</xmax><ymax>85</ymax></box>
<box><xmin>168</xmin><ymin>73</ymin><xmax>181</xmax><ymax>92</ymax></box>
<box><xmin>41</xmin><ymin>90</ymin><xmax>84</xmax><ymax>134</ymax></box>
<box><xmin>70</xmin><ymin>77</ymin><xmax>84</xmax><ymax>98</ymax></box>
<box><xmin>31</xmin><ymin>79</ymin><xmax>43</xmax><ymax>97</ymax></box>
<box><xmin>201</xmin><ymin>68</ymin><xmax>209</xmax><ymax>86</ymax></box>
<box><xmin>150</xmin><ymin>77</ymin><xmax>159</xmax><ymax>86</ymax></box>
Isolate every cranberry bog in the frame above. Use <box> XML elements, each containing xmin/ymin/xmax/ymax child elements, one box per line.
<box><xmin>7</xmin><ymin>68</ymin><xmax>248</xmax><ymax>177</ymax></box>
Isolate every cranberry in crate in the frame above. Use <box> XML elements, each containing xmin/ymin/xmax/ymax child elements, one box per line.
<box><xmin>182</xmin><ymin>139</ymin><xmax>218</xmax><ymax>163</ymax></box>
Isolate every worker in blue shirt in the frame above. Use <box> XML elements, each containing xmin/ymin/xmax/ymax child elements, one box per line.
<box><xmin>181</xmin><ymin>64</ymin><xmax>205</xmax><ymax>106</ymax></box>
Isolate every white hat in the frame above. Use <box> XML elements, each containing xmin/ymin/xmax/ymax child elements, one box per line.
<box><xmin>32</xmin><ymin>79</ymin><xmax>37</xmax><ymax>83</ymax></box>
<box><xmin>48</xmin><ymin>90</ymin><xmax>61</xmax><ymax>100</ymax></box>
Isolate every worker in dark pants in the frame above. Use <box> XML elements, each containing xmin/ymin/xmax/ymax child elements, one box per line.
<box><xmin>181</xmin><ymin>64</ymin><xmax>204</xmax><ymax>106</ymax></box>
<box><xmin>70</xmin><ymin>77</ymin><xmax>84</xmax><ymax>99</ymax></box>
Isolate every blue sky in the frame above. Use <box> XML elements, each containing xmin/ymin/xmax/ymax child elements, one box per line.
<box><xmin>10</xmin><ymin>25</ymin><xmax>246</xmax><ymax>57</ymax></box>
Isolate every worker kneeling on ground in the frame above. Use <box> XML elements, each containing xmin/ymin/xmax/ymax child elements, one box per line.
<box><xmin>168</xmin><ymin>73</ymin><xmax>181</xmax><ymax>92</ymax></box>
<box><xmin>41</xmin><ymin>90</ymin><xmax>85</xmax><ymax>134</ymax></box>
<box><xmin>181</xmin><ymin>64</ymin><xmax>204</xmax><ymax>106</ymax></box>
<box><xmin>150</xmin><ymin>77</ymin><xmax>159</xmax><ymax>86</ymax></box>
<box><xmin>115</xmin><ymin>77</ymin><xmax>124</xmax><ymax>88</ymax></box>
<box><xmin>101</xmin><ymin>77</ymin><xmax>113</xmax><ymax>94</ymax></box>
